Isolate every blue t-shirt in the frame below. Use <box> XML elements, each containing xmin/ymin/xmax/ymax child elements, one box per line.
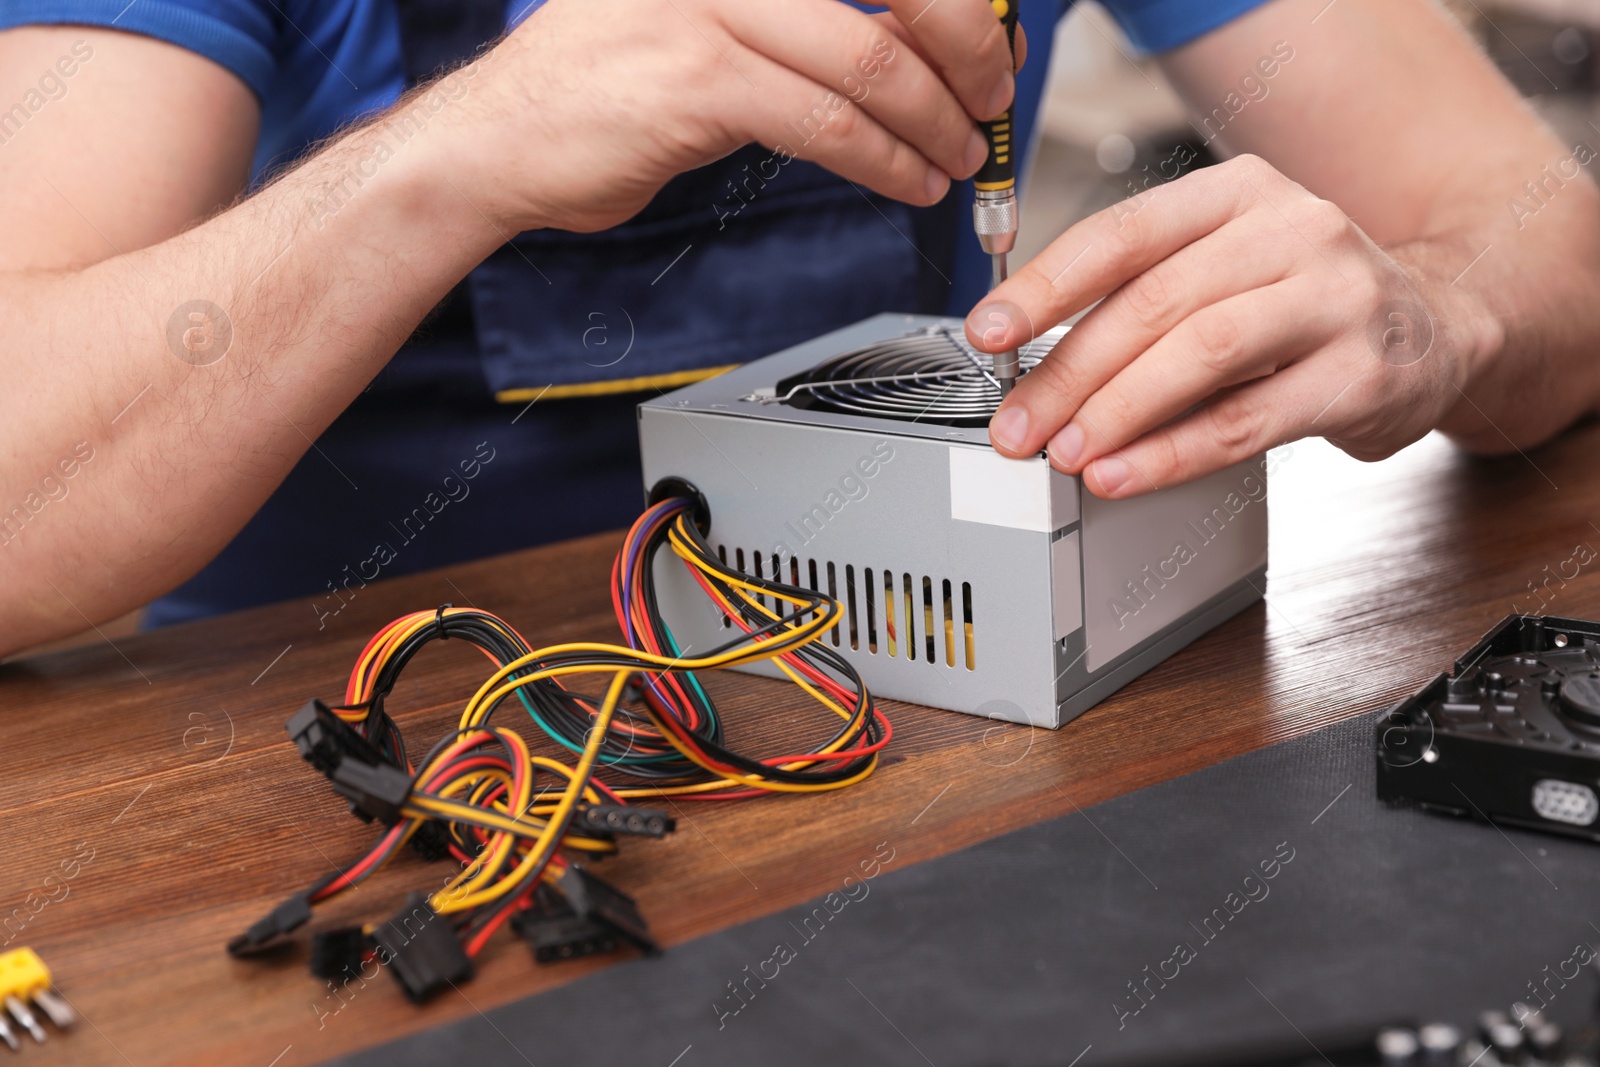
<box><xmin>1</xmin><ymin>0</ymin><xmax>1267</xmax><ymax>626</ymax></box>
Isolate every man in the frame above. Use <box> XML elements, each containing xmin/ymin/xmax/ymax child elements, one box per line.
<box><xmin>0</xmin><ymin>0</ymin><xmax>1593</xmax><ymax>656</ymax></box>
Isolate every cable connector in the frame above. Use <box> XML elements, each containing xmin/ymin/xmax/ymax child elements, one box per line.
<box><xmin>553</xmin><ymin>864</ymin><xmax>659</xmax><ymax>956</ymax></box>
<box><xmin>575</xmin><ymin>803</ymin><xmax>676</xmax><ymax>839</ymax></box>
<box><xmin>226</xmin><ymin>893</ymin><xmax>314</xmax><ymax>957</ymax></box>
<box><xmin>407</xmin><ymin>819</ymin><xmax>453</xmax><ymax>862</ymax></box>
<box><xmin>510</xmin><ymin>885</ymin><xmax>619</xmax><ymax>964</ymax></box>
<box><xmin>287</xmin><ymin>700</ymin><xmax>413</xmax><ymax>824</ymax></box>
<box><xmin>286</xmin><ymin>699</ymin><xmax>386</xmax><ymax>775</ymax></box>
<box><xmin>0</xmin><ymin>949</ymin><xmax>74</xmax><ymax>1049</ymax></box>
<box><xmin>329</xmin><ymin>759</ymin><xmax>413</xmax><ymax>826</ymax></box>
<box><xmin>309</xmin><ymin>927</ymin><xmax>375</xmax><ymax>982</ymax></box>
<box><xmin>370</xmin><ymin>894</ymin><xmax>473</xmax><ymax>1003</ymax></box>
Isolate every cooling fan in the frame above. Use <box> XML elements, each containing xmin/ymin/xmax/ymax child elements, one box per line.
<box><xmin>638</xmin><ymin>315</ymin><xmax>1270</xmax><ymax>727</ymax></box>
<box><xmin>762</xmin><ymin>324</ymin><xmax>1061</xmax><ymax>427</ymax></box>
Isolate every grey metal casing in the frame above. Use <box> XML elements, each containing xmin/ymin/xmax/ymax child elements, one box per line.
<box><xmin>638</xmin><ymin>315</ymin><xmax>1268</xmax><ymax>728</ymax></box>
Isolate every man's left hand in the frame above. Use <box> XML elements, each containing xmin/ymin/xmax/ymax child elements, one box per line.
<box><xmin>966</xmin><ymin>153</ymin><xmax>1502</xmax><ymax>498</ymax></box>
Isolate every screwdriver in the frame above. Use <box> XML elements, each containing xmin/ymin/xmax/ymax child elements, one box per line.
<box><xmin>973</xmin><ymin>0</ymin><xmax>1022</xmax><ymax>397</ymax></box>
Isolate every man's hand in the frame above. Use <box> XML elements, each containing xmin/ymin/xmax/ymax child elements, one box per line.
<box><xmin>0</xmin><ymin>0</ymin><xmax>1024</xmax><ymax>655</ymax></box>
<box><xmin>965</xmin><ymin>154</ymin><xmax>1501</xmax><ymax>498</ymax></box>
<box><xmin>965</xmin><ymin>0</ymin><xmax>1600</xmax><ymax>501</ymax></box>
<box><xmin>448</xmin><ymin>0</ymin><xmax>1022</xmax><ymax>233</ymax></box>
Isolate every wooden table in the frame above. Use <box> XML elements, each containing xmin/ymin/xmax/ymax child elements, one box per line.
<box><xmin>2</xmin><ymin>423</ymin><xmax>1594</xmax><ymax>1067</ymax></box>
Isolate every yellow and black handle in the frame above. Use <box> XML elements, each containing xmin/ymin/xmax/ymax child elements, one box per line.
<box><xmin>974</xmin><ymin>0</ymin><xmax>1020</xmax><ymax>197</ymax></box>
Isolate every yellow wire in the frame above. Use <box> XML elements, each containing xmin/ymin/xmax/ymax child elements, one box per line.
<box><xmin>430</xmin><ymin>670</ymin><xmax>627</xmax><ymax>914</ymax></box>
<box><xmin>340</xmin><ymin>513</ymin><xmax>881</xmax><ymax>919</ymax></box>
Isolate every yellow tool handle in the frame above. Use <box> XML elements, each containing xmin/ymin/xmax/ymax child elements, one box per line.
<box><xmin>973</xmin><ymin>0</ymin><xmax>1020</xmax><ymax>193</ymax></box>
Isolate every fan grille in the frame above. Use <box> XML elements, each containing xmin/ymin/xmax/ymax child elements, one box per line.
<box><xmin>765</xmin><ymin>325</ymin><xmax>1066</xmax><ymax>426</ymax></box>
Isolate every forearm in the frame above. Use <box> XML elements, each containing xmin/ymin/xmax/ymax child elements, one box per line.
<box><xmin>1158</xmin><ymin>0</ymin><xmax>1600</xmax><ymax>458</ymax></box>
<box><xmin>0</xmin><ymin>86</ymin><xmax>502</xmax><ymax>654</ymax></box>
<box><xmin>0</xmin><ymin>0</ymin><xmax>1023</xmax><ymax>653</ymax></box>
<box><xmin>1404</xmin><ymin>164</ymin><xmax>1600</xmax><ymax>453</ymax></box>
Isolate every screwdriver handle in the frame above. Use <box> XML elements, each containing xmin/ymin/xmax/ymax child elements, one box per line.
<box><xmin>974</xmin><ymin>0</ymin><xmax>1020</xmax><ymax>192</ymax></box>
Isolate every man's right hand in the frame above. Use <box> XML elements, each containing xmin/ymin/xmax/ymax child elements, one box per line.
<box><xmin>0</xmin><ymin>1</ymin><xmax>1020</xmax><ymax>655</ymax></box>
<box><xmin>442</xmin><ymin>0</ymin><xmax>1020</xmax><ymax>233</ymax></box>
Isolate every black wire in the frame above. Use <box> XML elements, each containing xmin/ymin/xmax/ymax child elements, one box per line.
<box><xmin>308</xmin><ymin>502</ymin><xmax>883</xmax><ymax>946</ymax></box>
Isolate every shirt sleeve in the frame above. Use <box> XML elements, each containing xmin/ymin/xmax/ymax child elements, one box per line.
<box><xmin>0</xmin><ymin>0</ymin><xmax>279</xmax><ymax>99</ymax></box>
<box><xmin>1095</xmin><ymin>0</ymin><xmax>1274</xmax><ymax>52</ymax></box>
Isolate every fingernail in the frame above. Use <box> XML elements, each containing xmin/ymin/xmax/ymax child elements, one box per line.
<box><xmin>989</xmin><ymin>405</ymin><xmax>1028</xmax><ymax>452</ymax></box>
<box><xmin>1092</xmin><ymin>456</ymin><xmax>1129</xmax><ymax>495</ymax></box>
<box><xmin>963</xmin><ymin>129</ymin><xmax>989</xmax><ymax>175</ymax></box>
<box><xmin>986</xmin><ymin>71</ymin><xmax>1014</xmax><ymax>119</ymax></box>
<box><xmin>968</xmin><ymin>303</ymin><xmax>1011</xmax><ymax>349</ymax></box>
<box><xmin>925</xmin><ymin>168</ymin><xmax>951</xmax><ymax>203</ymax></box>
<box><xmin>1047</xmin><ymin>423</ymin><xmax>1083</xmax><ymax>468</ymax></box>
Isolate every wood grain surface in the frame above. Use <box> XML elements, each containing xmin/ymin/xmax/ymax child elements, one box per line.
<box><xmin>0</xmin><ymin>426</ymin><xmax>1593</xmax><ymax>1067</ymax></box>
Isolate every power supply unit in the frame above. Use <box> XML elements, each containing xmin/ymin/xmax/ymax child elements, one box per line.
<box><xmin>637</xmin><ymin>315</ymin><xmax>1269</xmax><ymax>728</ymax></box>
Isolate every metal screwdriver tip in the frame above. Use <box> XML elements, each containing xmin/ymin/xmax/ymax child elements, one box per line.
<box><xmin>4</xmin><ymin>997</ymin><xmax>43</xmax><ymax>1044</ymax></box>
<box><xmin>989</xmin><ymin>253</ymin><xmax>1020</xmax><ymax>397</ymax></box>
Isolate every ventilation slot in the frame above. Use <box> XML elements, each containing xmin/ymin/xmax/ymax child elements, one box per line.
<box><xmin>962</xmin><ymin>581</ymin><xmax>976</xmax><ymax>670</ymax></box>
<box><xmin>752</xmin><ymin>550</ymin><xmax>766</xmax><ymax>615</ymax></box>
<box><xmin>883</xmin><ymin>569</ymin><xmax>898</xmax><ymax>657</ymax></box>
<box><xmin>864</xmin><ymin>568</ymin><xmax>878</xmax><ymax>653</ymax></box>
<box><xmin>942</xmin><ymin>579</ymin><xmax>956</xmax><ymax>667</ymax></box>
<box><xmin>845</xmin><ymin>565</ymin><xmax>860</xmax><ymax>650</ymax></box>
<box><xmin>716</xmin><ymin>545</ymin><xmax>731</xmax><ymax>628</ymax></box>
<box><xmin>706</xmin><ymin>547</ymin><xmax>977</xmax><ymax>671</ymax></box>
<box><xmin>826</xmin><ymin>562</ymin><xmax>840</xmax><ymax>646</ymax></box>
<box><xmin>771</xmin><ymin>553</ymin><xmax>783</xmax><ymax>618</ymax></box>
<box><xmin>863</xmin><ymin>570</ymin><xmax>977</xmax><ymax>669</ymax></box>
<box><xmin>902</xmin><ymin>573</ymin><xmax>917</xmax><ymax>662</ymax></box>
<box><xmin>807</xmin><ymin>559</ymin><xmax>821</xmax><ymax>631</ymax></box>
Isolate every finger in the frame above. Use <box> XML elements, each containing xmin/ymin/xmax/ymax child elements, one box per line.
<box><xmin>1080</xmin><ymin>357</ymin><xmax>1343</xmax><ymax>499</ymax></box>
<box><xmin>987</xmin><ymin>210</ymin><xmax>1296</xmax><ymax>456</ymax></box>
<box><xmin>964</xmin><ymin>155</ymin><xmax>1290</xmax><ymax>356</ymax></box>
<box><xmin>1053</xmin><ymin>278</ymin><xmax>1347</xmax><ymax>474</ymax></box>
<box><xmin>870</xmin><ymin>14</ymin><xmax>1028</xmax><ymax>72</ymax></box>
<box><xmin>741</xmin><ymin>58</ymin><xmax>951</xmax><ymax>206</ymax></box>
<box><xmin>881</xmin><ymin>0</ymin><xmax>1017</xmax><ymax>120</ymax></box>
<box><xmin>728</xmin><ymin>2</ymin><xmax>988</xmax><ymax>183</ymax></box>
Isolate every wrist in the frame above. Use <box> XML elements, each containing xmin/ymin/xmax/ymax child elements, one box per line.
<box><xmin>415</xmin><ymin>37</ymin><xmax>556</xmax><ymax>235</ymax></box>
<box><xmin>340</xmin><ymin>58</ymin><xmax>533</xmax><ymax>260</ymax></box>
<box><xmin>1391</xmin><ymin>240</ymin><xmax>1507</xmax><ymax>392</ymax></box>
<box><xmin>1388</xmin><ymin>239</ymin><xmax>1510</xmax><ymax>447</ymax></box>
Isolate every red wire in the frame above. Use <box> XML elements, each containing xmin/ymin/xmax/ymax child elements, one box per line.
<box><xmin>682</xmin><ymin>565</ymin><xmax>892</xmax><ymax>765</ymax></box>
<box><xmin>614</xmin><ymin>515</ymin><xmax>705</xmax><ymax>734</ymax></box>
<box><xmin>313</xmin><ymin>822</ymin><xmax>408</xmax><ymax>901</ymax></box>
<box><xmin>318</xmin><ymin>502</ymin><xmax>897</xmax><ymax>965</ymax></box>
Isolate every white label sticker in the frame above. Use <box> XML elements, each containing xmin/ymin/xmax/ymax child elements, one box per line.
<box><xmin>949</xmin><ymin>447</ymin><xmax>1070</xmax><ymax>531</ymax></box>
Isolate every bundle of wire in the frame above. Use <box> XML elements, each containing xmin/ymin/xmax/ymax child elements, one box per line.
<box><xmin>229</xmin><ymin>495</ymin><xmax>891</xmax><ymax>991</ymax></box>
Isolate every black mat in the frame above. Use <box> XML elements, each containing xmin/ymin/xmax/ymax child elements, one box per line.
<box><xmin>328</xmin><ymin>712</ymin><xmax>1600</xmax><ymax>1066</ymax></box>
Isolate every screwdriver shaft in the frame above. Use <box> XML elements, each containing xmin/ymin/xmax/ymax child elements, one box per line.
<box><xmin>973</xmin><ymin>0</ymin><xmax>1022</xmax><ymax>402</ymax></box>
<box><xmin>990</xmin><ymin>253</ymin><xmax>1019</xmax><ymax>397</ymax></box>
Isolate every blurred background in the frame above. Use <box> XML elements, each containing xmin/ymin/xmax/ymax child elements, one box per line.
<box><xmin>1016</xmin><ymin>0</ymin><xmax>1600</xmax><ymax>261</ymax></box>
